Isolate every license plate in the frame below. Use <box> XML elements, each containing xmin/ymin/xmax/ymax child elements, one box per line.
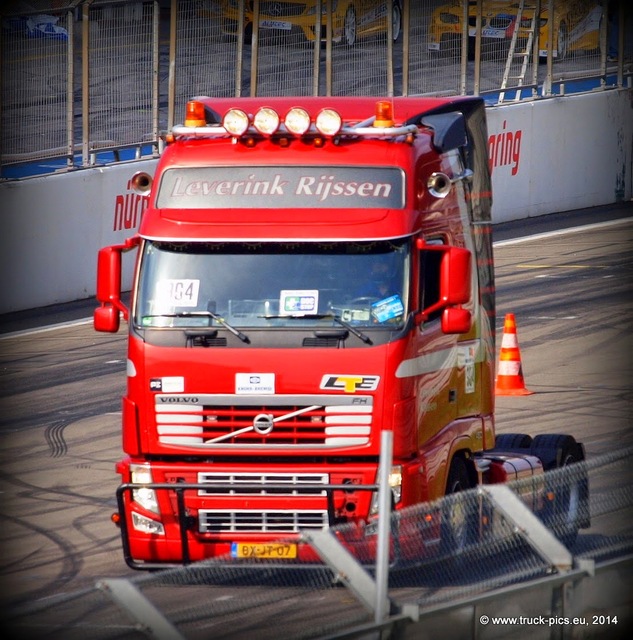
<box><xmin>231</xmin><ymin>542</ymin><xmax>297</xmax><ymax>559</ymax></box>
<box><xmin>469</xmin><ymin>27</ymin><xmax>507</xmax><ymax>39</ymax></box>
<box><xmin>259</xmin><ymin>20</ymin><xmax>292</xmax><ymax>31</ymax></box>
<box><xmin>481</xmin><ymin>28</ymin><xmax>507</xmax><ymax>39</ymax></box>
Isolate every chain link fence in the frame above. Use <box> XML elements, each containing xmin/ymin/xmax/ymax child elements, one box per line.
<box><xmin>1</xmin><ymin>0</ymin><xmax>631</xmax><ymax>175</ymax></box>
<box><xmin>3</xmin><ymin>446</ymin><xmax>632</xmax><ymax>640</ymax></box>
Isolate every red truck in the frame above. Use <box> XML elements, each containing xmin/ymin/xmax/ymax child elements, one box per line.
<box><xmin>95</xmin><ymin>95</ymin><xmax>587</xmax><ymax>568</ymax></box>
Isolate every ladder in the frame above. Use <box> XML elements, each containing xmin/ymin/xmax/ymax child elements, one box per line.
<box><xmin>499</xmin><ymin>0</ymin><xmax>538</xmax><ymax>102</ymax></box>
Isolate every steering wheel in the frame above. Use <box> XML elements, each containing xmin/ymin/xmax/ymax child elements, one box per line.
<box><xmin>348</xmin><ymin>296</ymin><xmax>379</xmax><ymax>306</ymax></box>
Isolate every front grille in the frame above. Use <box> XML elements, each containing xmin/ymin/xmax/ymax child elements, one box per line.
<box><xmin>199</xmin><ymin>509</ymin><xmax>328</xmax><ymax>533</ymax></box>
<box><xmin>197</xmin><ymin>471</ymin><xmax>328</xmax><ymax>495</ymax></box>
<box><xmin>302</xmin><ymin>337</ymin><xmax>342</xmax><ymax>347</ymax></box>
<box><xmin>469</xmin><ymin>16</ymin><xmax>513</xmax><ymax>30</ymax></box>
<box><xmin>260</xmin><ymin>2</ymin><xmax>307</xmax><ymax>18</ymax></box>
<box><xmin>155</xmin><ymin>394</ymin><xmax>373</xmax><ymax>448</ymax></box>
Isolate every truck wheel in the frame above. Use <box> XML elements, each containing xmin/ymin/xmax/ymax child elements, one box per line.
<box><xmin>531</xmin><ymin>434</ymin><xmax>588</xmax><ymax>548</ymax></box>
<box><xmin>343</xmin><ymin>6</ymin><xmax>357</xmax><ymax>46</ymax></box>
<box><xmin>392</xmin><ymin>1</ymin><xmax>402</xmax><ymax>42</ymax></box>
<box><xmin>494</xmin><ymin>433</ymin><xmax>533</xmax><ymax>449</ymax></box>
<box><xmin>440</xmin><ymin>457</ymin><xmax>476</xmax><ymax>556</ymax></box>
<box><xmin>556</xmin><ymin>22</ymin><xmax>568</xmax><ymax>61</ymax></box>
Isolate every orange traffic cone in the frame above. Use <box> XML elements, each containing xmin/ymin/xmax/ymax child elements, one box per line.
<box><xmin>495</xmin><ymin>313</ymin><xmax>534</xmax><ymax>396</ymax></box>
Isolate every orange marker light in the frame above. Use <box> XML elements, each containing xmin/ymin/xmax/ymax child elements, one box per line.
<box><xmin>374</xmin><ymin>100</ymin><xmax>394</xmax><ymax>128</ymax></box>
<box><xmin>184</xmin><ymin>100</ymin><xmax>207</xmax><ymax>127</ymax></box>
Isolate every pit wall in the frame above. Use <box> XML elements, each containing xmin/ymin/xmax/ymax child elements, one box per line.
<box><xmin>1</xmin><ymin>89</ymin><xmax>631</xmax><ymax>315</ymax></box>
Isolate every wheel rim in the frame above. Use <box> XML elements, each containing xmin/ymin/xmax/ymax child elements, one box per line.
<box><xmin>392</xmin><ymin>5</ymin><xmax>401</xmax><ymax>41</ymax></box>
<box><xmin>447</xmin><ymin>478</ymin><xmax>468</xmax><ymax>548</ymax></box>
<box><xmin>561</xmin><ymin>453</ymin><xmax>580</xmax><ymax>524</ymax></box>
<box><xmin>450</xmin><ymin>499</ymin><xmax>468</xmax><ymax>548</ymax></box>
<box><xmin>345</xmin><ymin>8</ymin><xmax>356</xmax><ymax>46</ymax></box>
<box><xmin>557</xmin><ymin>24</ymin><xmax>568</xmax><ymax>59</ymax></box>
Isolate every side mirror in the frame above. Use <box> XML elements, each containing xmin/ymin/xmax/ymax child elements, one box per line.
<box><xmin>441</xmin><ymin>307</ymin><xmax>472</xmax><ymax>334</ymax></box>
<box><xmin>96</xmin><ymin>246</ymin><xmax>122</xmax><ymax>305</ymax></box>
<box><xmin>94</xmin><ymin>237</ymin><xmax>140</xmax><ymax>332</ymax></box>
<box><xmin>94</xmin><ymin>304</ymin><xmax>120</xmax><ymax>333</ymax></box>
<box><xmin>439</xmin><ymin>246</ymin><xmax>471</xmax><ymax>306</ymax></box>
<box><xmin>416</xmin><ymin>240</ymin><xmax>472</xmax><ymax>326</ymax></box>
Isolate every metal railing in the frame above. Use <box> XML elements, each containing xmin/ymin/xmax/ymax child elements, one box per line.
<box><xmin>1</xmin><ymin>0</ymin><xmax>631</xmax><ymax>175</ymax></box>
<box><xmin>3</xmin><ymin>444</ymin><xmax>632</xmax><ymax>639</ymax></box>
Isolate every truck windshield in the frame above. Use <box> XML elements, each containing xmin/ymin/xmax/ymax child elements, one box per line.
<box><xmin>135</xmin><ymin>239</ymin><xmax>410</xmax><ymax>329</ymax></box>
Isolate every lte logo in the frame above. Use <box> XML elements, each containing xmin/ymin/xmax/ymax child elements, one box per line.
<box><xmin>320</xmin><ymin>375</ymin><xmax>380</xmax><ymax>393</ymax></box>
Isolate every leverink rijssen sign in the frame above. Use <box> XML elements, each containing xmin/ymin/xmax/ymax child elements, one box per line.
<box><xmin>155</xmin><ymin>166</ymin><xmax>405</xmax><ymax>208</ymax></box>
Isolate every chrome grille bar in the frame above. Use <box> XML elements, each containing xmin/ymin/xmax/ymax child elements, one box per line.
<box><xmin>198</xmin><ymin>509</ymin><xmax>328</xmax><ymax>534</ymax></box>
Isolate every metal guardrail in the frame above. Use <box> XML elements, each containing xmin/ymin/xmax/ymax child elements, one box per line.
<box><xmin>3</xmin><ymin>444</ymin><xmax>632</xmax><ymax>640</ymax></box>
<box><xmin>1</xmin><ymin>0</ymin><xmax>631</xmax><ymax>176</ymax></box>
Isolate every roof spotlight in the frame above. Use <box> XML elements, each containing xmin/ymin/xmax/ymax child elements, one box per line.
<box><xmin>284</xmin><ymin>107</ymin><xmax>311</xmax><ymax>135</ymax></box>
<box><xmin>253</xmin><ymin>107</ymin><xmax>280</xmax><ymax>136</ymax></box>
<box><xmin>223</xmin><ymin>108</ymin><xmax>250</xmax><ymax>136</ymax></box>
<box><xmin>315</xmin><ymin>108</ymin><xmax>343</xmax><ymax>137</ymax></box>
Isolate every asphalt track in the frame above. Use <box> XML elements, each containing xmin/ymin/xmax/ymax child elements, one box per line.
<box><xmin>0</xmin><ymin>201</ymin><xmax>631</xmax><ymax>633</ymax></box>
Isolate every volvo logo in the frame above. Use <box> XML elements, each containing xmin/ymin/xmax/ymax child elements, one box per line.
<box><xmin>253</xmin><ymin>413</ymin><xmax>274</xmax><ymax>435</ymax></box>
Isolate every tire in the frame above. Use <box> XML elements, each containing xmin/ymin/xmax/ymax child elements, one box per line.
<box><xmin>556</xmin><ymin>22</ymin><xmax>568</xmax><ymax>61</ymax></box>
<box><xmin>467</xmin><ymin>36</ymin><xmax>476</xmax><ymax>61</ymax></box>
<box><xmin>531</xmin><ymin>434</ymin><xmax>588</xmax><ymax>548</ymax></box>
<box><xmin>494</xmin><ymin>433</ymin><xmax>533</xmax><ymax>450</ymax></box>
<box><xmin>440</xmin><ymin>457</ymin><xmax>477</xmax><ymax>556</ymax></box>
<box><xmin>343</xmin><ymin>6</ymin><xmax>357</xmax><ymax>46</ymax></box>
<box><xmin>392</xmin><ymin>1</ymin><xmax>402</xmax><ymax>42</ymax></box>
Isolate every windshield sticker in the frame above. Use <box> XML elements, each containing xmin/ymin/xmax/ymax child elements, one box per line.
<box><xmin>155</xmin><ymin>279</ymin><xmax>200</xmax><ymax>307</ymax></box>
<box><xmin>156</xmin><ymin>166</ymin><xmax>404</xmax><ymax>209</ymax></box>
<box><xmin>458</xmin><ymin>343</ymin><xmax>478</xmax><ymax>394</ymax></box>
<box><xmin>280</xmin><ymin>290</ymin><xmax>319</xmax><ymax>315</ymax></box>
<box><xmin>236</xmin><ymin>373</ymin><xmax>275</xmax><ymax>395</ymax></box>
<box><xmin>371</xmin><ymin>295</ymin><xmax>404</xmax><ymax>323</ymax></box>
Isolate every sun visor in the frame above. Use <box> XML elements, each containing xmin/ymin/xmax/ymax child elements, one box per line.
<box><xmin>420</xmin><ymin>112</ymin><xmax>467</xmax><ymax>154</ymax></box>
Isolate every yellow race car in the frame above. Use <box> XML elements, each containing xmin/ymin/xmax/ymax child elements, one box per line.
<box><xmin>427</xmin><ymin>0</ymin><xmax>601</xmax><ymax>60</ymax></box>
<box><xmin>197</xmin><ymin>0</ymin><xmax>402</xmax><ymax>46</ymax></box>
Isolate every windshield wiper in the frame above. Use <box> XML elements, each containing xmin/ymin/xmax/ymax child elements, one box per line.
<box><xmin>143</xmin><ymin>311</ymin><xmax>250</xmax><ymax>343</ymax></box>
<box><xmin>260</xmin><ymin>313</ymin><xmax>372</xmax><ymax>345</ymax></box>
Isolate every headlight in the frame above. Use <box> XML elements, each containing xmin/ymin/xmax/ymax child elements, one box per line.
<box><xmin>130</xmin><ymin>464</ymin><xmax>159</xmax><ymax>514</ymax></box>
<box><xmin>315</xmin><ymin>108</ymin><xmax>342</xmax><ymax>136</ymax></box>
<box><xmin>369</xmin><ymin>464</ymin><xmax>403</xmax><ymax>516</ymax></box>
<box><xmin>253</xmin><ymin>107</ymin><xmax>280</xmax><ymax>136</ymax></box>
<box><xmin>132</xmin><ymin>512</ymin><xmax>165</xmax><ymax>535</ymax></box>
<box><xmin>223</xmin><ymin>108</ymin><xmax>250</xmax><ymax>136</ymax></box>
<box><xmin>439</xmin><ymin>12</ymin><xmax>460</xmax><ymax>24</ymax></box>
<box><xmin>388</xmin><ymin>466</ymin><xmax>403</xmax><ymax>505</ymax></box>
<box><xmin>284</xmin><ymin>107</ymin><xmax>311</xmax><ymax>135</ymax></box>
